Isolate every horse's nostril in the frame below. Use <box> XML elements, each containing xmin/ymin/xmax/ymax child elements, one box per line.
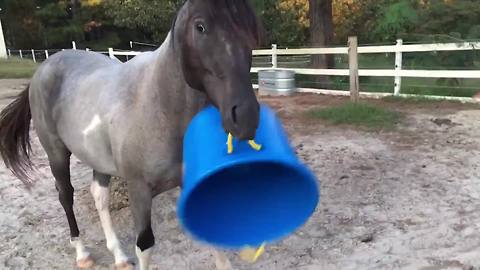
<box><xmin>231</xmin><ymin>105</ymin><xmax>238</xmax><ymax>124</ymax></box>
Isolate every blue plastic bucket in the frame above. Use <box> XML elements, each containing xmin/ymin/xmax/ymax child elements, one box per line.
<box><xmin>178</xmin><ymin>104</ymin><xmax>319</xmax><ymax>249</ymax></box>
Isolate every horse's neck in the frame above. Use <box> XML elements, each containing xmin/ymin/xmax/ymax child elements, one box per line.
<box><xmin>137</xmin><ymin>35</ymin><xmax>207</xmax><ymax>132</ymax></box>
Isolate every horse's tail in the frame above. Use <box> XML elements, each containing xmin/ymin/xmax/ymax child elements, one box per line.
<box><xmin>0</xmin><ymin>85</ymin><xmax>33</xmax><ymax>186</ymax></box>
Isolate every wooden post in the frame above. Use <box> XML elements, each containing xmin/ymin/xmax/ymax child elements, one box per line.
<box><xmin>271</xmin><ymin>44</ymin><xmax>278</xmax><ymax>69</ymax></box>
<box><xmin>108</xmin><ymin>48</ymin><xmax>115</xmax><ymax>59</ymax></box>
<box><xmin>31</xmin><ymin>49</ymin><xmax>36</xmax><ymax>62</ymax></box>
<box><xmin>348</xmin><ymin>36</ymin><xmax>359</xmax><ymax>102</ymax></box>
<box><xmin>394</xmin><ymin>39</ymin><xmax>403</xmax><ymax>95</ymax></box>
<box><xmin>0</xmin><ymin>20</ymin><xmax>7</xmax><ymax>58</ymax></box>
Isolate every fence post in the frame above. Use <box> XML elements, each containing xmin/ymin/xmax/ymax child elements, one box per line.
<box><xmin>72</xmin><ymin>41</ymin><xmax>77</xmax><ymax>50</ymax></box>
<box><xmin>348</xmin><ymin>36</ymin><xmax>359</xmax><ymax>102</ymax></box>
<box><xmin>7</xmin><ymin>49</ymin><xmax>11</xmax><ymax>58</ymax></box>
<box><xmin>394</xmin><ymin>39</ymin><xmax>403</xmax><ymax>95</ymax></box>
<box><xmin>0</xmin><ymin>19</ymin><xmax>7</xmax><ymax>58</ymax></box>
<box><xmin>19</xmin><ymin>50</ymin><xmax>23</xmax><ymax>59</ymax></box>
<box><xmin>271</xmin><ymin>44</ymin><xmax>278</xmax><ymax>69</ymax></box>
<box><xmin>31</xmin><ymin>49</ymin><xmax>36</xmax><ymax>62</ymax></box>
<box><xmin>108</xmin><ymin>48</ymin><xmax>115</xmax><ymax>59</ymax></box>
<box><xmin>45</xmin><ymin>50</ymin><xmax>49</xmax><ymax>59</ymax></box>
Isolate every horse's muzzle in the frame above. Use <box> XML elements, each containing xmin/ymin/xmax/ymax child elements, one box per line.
<box><xmin>224</xmin><ymin>101</ymin><xmax>260</xmax><ymax>140</ymax></box>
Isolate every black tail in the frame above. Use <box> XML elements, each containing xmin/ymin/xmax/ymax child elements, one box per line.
<box><xmin>0</xmin><ymin>85</ymin><xmax>33</xmax><ymax>186</ymax></box>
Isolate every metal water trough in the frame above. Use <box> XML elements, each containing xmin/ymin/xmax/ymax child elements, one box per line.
<box><xmin>258</xmin><ymin>69</ymin><xmax>296</xmax><ymax>96</ymax></box>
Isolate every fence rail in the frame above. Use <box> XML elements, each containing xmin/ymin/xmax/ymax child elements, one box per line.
<box><xmin>249</xmin><ymin>39</ymin><xmax>480</xmax><ymax>101</ymax></box>
<box><xmin>7</xmin><ymin>38</ymin><xmax>480</xmax><ymax>102</ymax></box>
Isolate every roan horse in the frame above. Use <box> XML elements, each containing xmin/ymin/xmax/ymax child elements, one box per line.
<box><xmin>0</xmin><ymin>1</ymin><xmax>261</xmax><ymax>269</ymax></box>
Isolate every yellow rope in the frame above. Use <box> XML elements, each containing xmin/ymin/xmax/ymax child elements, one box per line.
<box><xmin>226</xmin><ymin>133</ymin><xmax>265</xmax><ymax>262</ymax></box>
<box><xmin>239</xmin><ymin>243</ymin><xmax>266</xmax><ymax>263</ymax></box>
<box><xmin>248</xmin><ymin>140</ymin><xmax>262</xmax><ymax>151</ymax></box>
<box><xmin>227</xmin><ymin>133</ymin><xmax>234</xmax><ymax>154</ymax></box>
<box><xmin>227</xmin><ymin>133</ymin><xmax>262</xmax><ymax>154</ymax></box>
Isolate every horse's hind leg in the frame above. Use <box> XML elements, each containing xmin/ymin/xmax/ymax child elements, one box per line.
<box><xmin>44</xmin><ymin>139</ymin><xmax>94</xmax><ymax>268</ymax></box>
<box><xmin>90</xmin><ymin>171</ymin><xmax>132</xmax><ymax>270</ymax></box>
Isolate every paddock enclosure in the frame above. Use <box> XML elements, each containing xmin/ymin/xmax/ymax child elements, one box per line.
<box><xmin>1</xmin><ymin>79</ymin><xmax>480</xmax><ymax>269</ymax></box>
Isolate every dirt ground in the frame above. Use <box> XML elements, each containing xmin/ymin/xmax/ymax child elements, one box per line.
<box><xmin>2</xmin><ymin>79</ymin><xmax>480</xmax><ymax>270</ymax></box>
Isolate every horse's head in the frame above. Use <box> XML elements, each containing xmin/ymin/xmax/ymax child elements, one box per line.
<box><xmin>173</xmin><ymin>0</ymin><xmax>261</xmax><ymax>140</ymax></box>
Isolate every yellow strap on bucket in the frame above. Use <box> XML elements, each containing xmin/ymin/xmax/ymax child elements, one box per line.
<box><xmin>248</xmin><ymin>140</ymin><xmax>262</xmax><ymax>151</ymax></box>
<box><xmin>227</xmin><ymin>133</ymin><xmax>262</xmax><ymax>154</ymax></box>
<box><xmin>227</xmin><ymin>133</ymin><xmax>234</xmax><ymax>154</ymax></box>
<box><xmin>225</xmin><ymin>133</ymin><xmax>265</xmax><ymax>262</ymax></box>
<box><xmin>239</xmin><ymin>243</ymin><xmax>266</xmax><ymax>263</ymax></box>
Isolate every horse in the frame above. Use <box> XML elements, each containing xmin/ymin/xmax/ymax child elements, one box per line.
<box><xmin>0</xmin><ymin>0</ymin><xmax>261</xmax><ymax>269</ymax></box>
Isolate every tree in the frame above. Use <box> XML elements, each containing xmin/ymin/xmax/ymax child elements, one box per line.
<box><xmin>252</xmin><ymin>0</ymin><xmax>308</xmax><ymax>46</ymax></box>
<box><xmin>103</xmin><ymin>0</ymin><xmax>183</xmax><ymax>44</ymax></box>
<box><xmin>374</xmin><ymin>0</ymin><xmax>419</xmax><ymax>42</ymax></box>
<box><xmin>2</xmin><ymin>0</ymin><xmax>43</xmax><ymax>48</ymax></box>
<box><xmin>309</xmin><ymin>0</ymin><xmax>333</xmax><ymax>87</ymax></box>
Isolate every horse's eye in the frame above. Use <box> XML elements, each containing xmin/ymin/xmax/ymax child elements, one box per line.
<box><xmin>196</xmin><ymin>23</ymin><xmax>206</xmax><ymax>33</ymax></box>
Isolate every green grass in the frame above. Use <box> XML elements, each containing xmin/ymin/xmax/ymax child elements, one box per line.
<box><xmin>306</xmin><ymin>102</ymin><xmax>401</xmax><ymax>130</ymax></box>
<box><xmin>0</xmin><ymin>57</ymin><xmax>38</xmax><ymax>79</ymax></box>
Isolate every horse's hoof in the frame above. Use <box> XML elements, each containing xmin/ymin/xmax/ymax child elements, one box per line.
<box><xmin>115</xmin><ymin>262</ymin><xmax>135</xmax><ymax>270</ymax></box>
<box><xmin>76</xmin><ymin>256</ymin><xmax>95</xmax><ymax>269</ymax></box>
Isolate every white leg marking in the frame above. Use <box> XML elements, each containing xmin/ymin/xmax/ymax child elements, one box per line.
<box><xmin>70</xmin><ymin>238</ymin><xmax>90</xmax><ymax>261</ymax></box>
<box><xmin>136</xmin><ymin>246</ymin><xmax>153</xmax><ymax>270</ymax></box>
<box><xmin>225</xmin><ymin>41</ymin><xmax>233</xmax><ymax>57</ymax></box>
<box><xmin>213</xmin><ymin>249</ymin><xmax>232</xmax><ymax>270</ymax></box>
<box><xmin>91</xmin><ymin>181</ymin><xmax>129</xmax><ymax>265</ymax></box>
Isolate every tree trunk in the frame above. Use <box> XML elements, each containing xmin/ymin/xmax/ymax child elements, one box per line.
<box><xmin>70</xmin><ymin>0</ymin><xmax>81</xmax><ymax>19</ymax></box>
<box><xmin>309</xmin><ymin>0</ymin><xmax>334</xmax><ymax>88</ymax></box>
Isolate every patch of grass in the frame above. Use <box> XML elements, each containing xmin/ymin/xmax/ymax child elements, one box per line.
<box><xmin>0</xmin><ymin>57</ymin><xmax>38</xmax><ymax>79</ymax></box>
<box><xmin>306</xmin><ymin>102</ymin><xmax>400</xmax><ymax>130</ymax></box>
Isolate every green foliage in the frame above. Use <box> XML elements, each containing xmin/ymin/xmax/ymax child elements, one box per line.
<box><xmin>2</xmin><ymin>0</ymin><xmax>43</xmax><ymax>48</ymax></box>
<box><xmin>374</xmin><ymin>0</ymin><xmax>419</xmax><ymax>41</ymax></box>
<box><xmin>4</xmin><ymin>0</ymin><xmax>480</xmax><ymax>52</ymax></box>
<box><xmin>253</xmin><ymin>0</ymin><xmax>308</xmax><ymax>46</ymax></box>
<box><xmin>306</xmin><ymin>102</ymin><xmax>400</xmax><ymax>130</ymax></box>
<box><xmin>415</xmin><ymin>0</ymin><xmax>480</xmax><ymax>42</ymax></box>
<box><xmin>103</xmin><ymin>0</ymin><xmax>183</xmax><ymax>43</ymax></box>
<box><xmin>36</xmin><ymin>2</ymin><xmax>83</xmax><ymax>47</ymax></box>
<box><xmin>333</xmin><ymin>0</ymin><xmax>392</xmax><ymax>44</ymax></box>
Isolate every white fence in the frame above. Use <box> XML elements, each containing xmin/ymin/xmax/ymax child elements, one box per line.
<box><xmin>248</xmin><ymin>39</ymin><xmax>480</xmax><ymax>102</ymax></box>
<box><xmin>7</xmin><ymin>39</ymin><xmax>480</xmax><ymax>102</ymax></box>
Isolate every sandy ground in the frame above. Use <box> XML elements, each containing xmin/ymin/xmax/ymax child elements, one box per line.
<box><xmin>1</xmin><ymin>79</ymin><xmax>480</xmax><ymax>270</ymax></box>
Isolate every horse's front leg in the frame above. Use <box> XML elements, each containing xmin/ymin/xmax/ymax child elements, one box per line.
<box><xmin>91</xmin><ymin>172</ymin><xmax>132</xmax><ymax>269</ymax></box>
<box><xmin>213</xmin><ymin>249</ymin><xmax>233</xmax><ymax>270</ymax></box>
<box><xmin>127</xmin><ymin>179</ymin><xmax>155</xmax><ymax>270</ymax></box>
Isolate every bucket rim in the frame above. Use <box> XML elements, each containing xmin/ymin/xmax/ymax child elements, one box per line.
<box><xmin>177</xmin><ymin>157</ymin><xmax>320</xmax><ymax>249</ymax></box>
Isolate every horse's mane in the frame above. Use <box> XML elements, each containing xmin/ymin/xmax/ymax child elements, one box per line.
<box><xmin>212</xmin><ymin>0</ymin><xmax>261</xmax><ymax>46</ymax></box>
<box><xmin>171</xmin><ymin>0</ymin><xmax>262</xmax><ymax>47</ymax></box>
